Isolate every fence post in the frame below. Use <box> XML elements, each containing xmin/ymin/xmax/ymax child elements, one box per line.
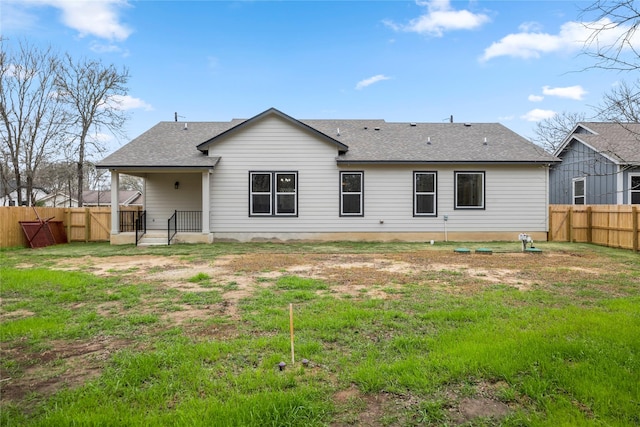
<box><xmin>586</xmin><ymin>206</ymin><xmax>592</xmax><ymax>244</ymax></box>
<box><xmin>65</xmin><ymin>208</ymin><xmax>72</xmax><ymax>242</ymax></box>
<box><xmin>633</xmin><ymin>206</ymin><xmax>638</xmax><ymax>253</ymax></box>
<box><xmin>567</xmin><ymin>207</ymin><xmax>573</xmax><ymax>243</ymax></box>
<box><xmin>85</xmin><ymin>208</ymin><xmax>91</xmax><ymax>243</ymax></box>
<box><xmin>548</xmin><ymin>206</ymin><xmax>553</xmax><ymax>242</ymax></box>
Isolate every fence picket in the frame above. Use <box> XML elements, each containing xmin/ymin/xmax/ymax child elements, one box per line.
<box><xmin>549</xmin><ymin>205</ymin><xmax>640</xmax><ymax>252</ymax></box>
<box><xmin>0</xmin><ymin>206</ymin><xmax>140</xmax><ymax>248</ymax></box>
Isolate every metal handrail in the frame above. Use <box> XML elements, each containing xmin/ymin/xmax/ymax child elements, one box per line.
<box><xmin>168</xmin><ymin>210</ymin><xmax>177</xmax><ymax>245</ymax></box>
<box><xmin>168</xmin><ymin>210</ymin><xmax>202</xmax><ymax>245</ymax></box>
<box><xmin>135</xmin><ymin>210</ymin><xmax>146</xmax><ymax>246</ymax></box>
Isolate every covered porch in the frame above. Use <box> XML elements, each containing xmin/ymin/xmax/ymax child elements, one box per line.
<box><xmin>108</xmin><ymin>169</ymin><xmax>213</xmax><ymax>245</ymax></box>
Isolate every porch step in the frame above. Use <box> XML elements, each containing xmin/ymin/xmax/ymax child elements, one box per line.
<box><xmin>137</xmin><ymin>233</ymin><xmax>168</xmax><ymax>246</ymax></box>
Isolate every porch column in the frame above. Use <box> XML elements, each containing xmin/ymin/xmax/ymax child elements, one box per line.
<box><xmin>202</xmin><ymin>171</ymin><xmax>210</xmax><ymax>234</ymax></box>
<box><xmin>110</xmin><ymin>171</ymin><xmax>120</xmax><ymax>234</ymax></box>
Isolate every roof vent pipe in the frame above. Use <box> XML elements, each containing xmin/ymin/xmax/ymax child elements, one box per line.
<box><xmin>483</xmin><ymin>137</ymin><xmax>487</xmax><ymax>145</ymax></box>
<box><xmin>183</xmin><ymin>123</ymin><xmax>188</xmax><ymax>130</ymax></box>
<box><xmin>337</xmin><ymin>128</ymin><xmax>340</xmax><ymax>136</ymax></box>
<box><xmin>374</xmin><ymin>127</ymin><xmax>380</xmax><ymax>131</ymax></box>
<box><xmin>410</xmin><ymin>122</ymin><xmax>417</xmax><ymax>127</ymax></box>
<box><xmin>450</xmin><ymin>115</ymin><xmax>453</xmax><ymax>123</ymax></box>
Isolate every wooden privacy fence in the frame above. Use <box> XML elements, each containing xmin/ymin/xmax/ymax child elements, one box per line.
<box><xmin>549</xmin><ymin>205</ymin><xmax>639</xmax><ymax>252</ymax></box>
<box><xmin>0</xmin><ymin>206</ymin><xmax>141</xmax><ymax>248</ymax></box>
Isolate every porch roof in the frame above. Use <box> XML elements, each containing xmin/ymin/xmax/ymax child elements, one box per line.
<box><xmin>97</xmin><ymin>122</ymin><xmax>226</xmax><ymax>169</ymax></box>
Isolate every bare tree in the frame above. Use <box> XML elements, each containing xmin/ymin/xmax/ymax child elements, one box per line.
<box><xmin>54</xmin><ymin>54</ymin><xmax>129</xmax><ymax>207</ymax></box>
<box><xmin>596</xmin><ymin>79</ymin><xmax>640</xmax><ymax>122</ymax></box>
<box><xmin>0</xmin><ymin>40</ymin><xmax>68</xmax><ymax>205</ymax></box>
<box><xmin>120</xmin><ymin>174</ymin><xmax>143</xmax><ymax>192</ymax></box>
<box><xmin>582</xmin><ymin>0</ymin><xmax>640</xmax><ymax>72</ymax></box>
<box><xmin>532</xmin><ymin>111</ymin><xmax>588</xmax><ymax>153</ymax></box>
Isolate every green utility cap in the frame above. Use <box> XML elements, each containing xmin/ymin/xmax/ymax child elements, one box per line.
<box><xmin>454</xmin><ymin>248</ymin><xmax>471</xmax><ymax>254</ymax></box>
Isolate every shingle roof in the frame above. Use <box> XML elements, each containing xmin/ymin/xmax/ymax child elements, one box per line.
<box><xmin>302</xmin><ymin>120</ymin><xmax>557</xmax><ymax>163</ymax></box>
<box><xmin>98</xmin><ymin>108</ymin><xmax>558</xmax><ymax>168</ymax></box>
<box><xmin>98</xmin><ymin>121</ymin><xmax>232</xmax><ymax>168</ymax></box>
<box><xmin>563</xmin><ymin>122</ymin><xmax>640</xmax><ymax>165</ymax></box>
<box><xmin>82</xmin><ymin>190</ymin><xmax>143</xmax><ymax>205</ymax></box>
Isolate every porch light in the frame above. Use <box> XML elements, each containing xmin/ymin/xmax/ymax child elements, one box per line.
<box><xmin>174</xmin><ymin>181</ymin><xmax>180</xmax><ymax>190</ymax></box>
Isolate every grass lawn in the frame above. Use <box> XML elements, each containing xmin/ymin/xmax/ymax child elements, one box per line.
<box><xmin>0</xmin><ymin>241</ymin><xmax>638</xmax><ymax>426</ymax></box>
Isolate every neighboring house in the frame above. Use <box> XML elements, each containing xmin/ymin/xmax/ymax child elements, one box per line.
<box><xmin>1</xmin><ymin>186</ymin><xmax>49</xmax><ymax>206</ymax></box>
<box><xmin>82</xmin><ymin>190</ymin><xmax>143</xmax><ymax>207</ymax></box>
<box><xmin>97</xmin><ymin>108</ymin><xmax>559</xmax><ymax>244</ymax></box>
<box><xmin>37</xmin><ymin>192</ymin><xmax>78</xmax><ymax>207</ymax></box>
<box><xmin>550</xmin><ymin>122</ymin><xmax>640</xmax><ymax>205</ymax></box>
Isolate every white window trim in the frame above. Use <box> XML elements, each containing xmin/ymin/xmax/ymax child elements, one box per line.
<box><xmin>249</xmin><ymin>171</ymin><xmax>297</xmax><ymax>216</ymax></box>
<box><xmin>572</xmin><ymin>177</ymin><xmax>586</xmax><ymax>205</ymax></box>
<box><xmin>454</xmin><ymin>171</ymin><xmax>485</xmax><ymax>210</ymax></box>
<box><xmin>340</xmin><ymin>171</ymin><xmax>364</xmax><ymax>216</ymax></box>
<box><xmin>414</xmin><ymin>171</ymin><xmax>437</xmax><ymax>216</ymax></box>
<box><xmin>629</xmin><ymin>172</ymin><xmax>640</xmax><ymax>205</ymax></box>
<box><xmin>275</xmin><ymin>172</ymin><xmax>297</xmax><ymax>215</ymax></box>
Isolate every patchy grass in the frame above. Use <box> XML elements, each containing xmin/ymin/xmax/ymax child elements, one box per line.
<box><xmin>0</xmin><ymin>241</ymin><xmax>639</xmax><ymax>426</ymax></box>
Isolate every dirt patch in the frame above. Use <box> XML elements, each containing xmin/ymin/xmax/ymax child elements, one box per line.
<box><xmin>0</xmin><ymin>336</ymin><xmax>130</xmax><ymax>402</ymax></box>
<box><xmin>454</xmin><ymin>396</ymin><xmax>511</xmax><ymax>422</ymax></box>
<box><xmin>332</xmin><ymin>386</ymin><xmax>415</xmax><ymax>427</ymax></box>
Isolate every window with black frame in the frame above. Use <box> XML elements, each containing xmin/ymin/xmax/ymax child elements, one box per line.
<box><xmin>340</xmin><ymin>171</ymin><xmax>363</xmax><ymax>216</ymax></box>
<box><xmin>249</xmin><ymin>171</ymin><xmax>297</xmax><ymax>216</ymax></box>
<box><xmin>455</xmin><ymin>171</ymin><xmax>485</xmax><ymax>209</ymax></box>
<box><xmin>414</xmin><ymin>171</ymin><xmax>437</xmax><ymax>216</ymax></box>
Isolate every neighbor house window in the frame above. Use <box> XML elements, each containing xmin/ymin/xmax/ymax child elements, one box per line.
<box><xmin>573</xmin><ymin>177</ymin><xmax>586</xmax><ymax>205</ymax></box>
<box><xmin>249</xmin><ymin>171</ymin><xmax>297</xmax><ymax>216</ymax></box>
<box><xmin>414</xmin><ymin>171</ymin><xmax>437</xmax><ymax>216</ymax></box>
<box><xmin>455</xmin><ymin>171</ymin><xmax>485</xmax><ymax>209</ymax></box>
<box><xmin>630</xmin><ymin>174</ymin><xmax>640</xmax><ymax>204</ymax></box>
<box><xmin>340</xmin><ymin>171</ymin><xmax>363</xmax><ymax>216</ymax></box>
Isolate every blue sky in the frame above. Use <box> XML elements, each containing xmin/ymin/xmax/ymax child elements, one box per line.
<box><xmin>1</xmin><ymin>0</ymin><xmax>633</xmax><ymax>155</ymax></box>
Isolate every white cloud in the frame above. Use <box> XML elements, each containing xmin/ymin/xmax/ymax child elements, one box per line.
<box><xmin>355</xmin><ymin>74</ymin><xmax>391</xmax><ymax>90</ymax></box>
<box><xmin>106</xmin><ymin>95</ymin><xmax>153</xmax><ymax>111</ymax></box>
<box><xmin>481</xmin><ymin>18</ymin><xmax>638</xmax><ymax>62</ymax></box>
<box><xmin>384</xmin><ymin>0</ymin><xmax>490</xmax><ymax>37</ymax></box>
<box><xmin>90</xmin><ymin>42</ymin><xmax>129</xmax><ymax>56</ymax></box>
<box><xmin>542</xmin><ymin>85</ymin><xmax>587</xmax><ymax>100</ymax></box>
<box><xmin>528</xmin><ymin>94</ymin><xmax>544</xmax><ymax>102</ymax></box>
<box><xmin>521</xmin><ymin>109</ymin><xmax>556</xmax><ymax>122</ymax></box>
<box><xmin>11</xmin><ymin>0</ymin><xmax>132</xmax><ymax>41</ymax></box>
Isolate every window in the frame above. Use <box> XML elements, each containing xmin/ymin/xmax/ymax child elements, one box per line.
<box><xmin>340</xmin><ymin>171</ymin><xmax>363</xmax><ymax>216</ymax></box>
<box><xmin>455</xmin><ymin>171</ymin><xmax>484</xmax><ymax>209</ymax></box>
<box><xmin>414</xmin><ymin>172</ymin><xmax>437</xmax><ymax>216</ymax></box>
<box><xmin>630</xmin><ymin>174</ymin><xmax>640</xmax><ymax>204</ymax></box>
<box><xmin>573</xmin><ymin>177</ymin><xmax>585</xmax><ymax>205</ymax></box>
<box><xmin>249</xmin><ymin>172</ymin><xmax>297</xmax><ymax>216</ymax></box>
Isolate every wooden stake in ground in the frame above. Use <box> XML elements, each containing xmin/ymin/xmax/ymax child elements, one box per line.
<box><xmin>289</xmin><ymin>303</ymin><xmax>295</xmax><ymax>364</ymax></box>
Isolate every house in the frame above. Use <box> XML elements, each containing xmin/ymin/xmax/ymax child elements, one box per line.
<box><xmin>82</xmin><ymin>190</ymin><xmax>143</xmax><ymax>207</ymax></box>
<box><xmin>1</xmin><ymin>185</ymin><xmax>49</xmax><ymax>206</ymax></box>
<box><xmin>37</xmin><ymin>192</ymin><xmax>78</xmax><ymax>207</ymax></box>
<box><xmin>97</xmin><ymin>108</ymin><xmax>559</xmax><ymax>244</ymax></box>
<box><xmin>549</xmin><ymin>122</ymin><xmax>640</xmax><ymax>205</ymax></box>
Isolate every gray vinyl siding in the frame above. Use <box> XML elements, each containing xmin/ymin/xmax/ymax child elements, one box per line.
<box><xmin>550</xmin><ymin>140</ymin><xmax>618</xmax><ymax>204</ymax></box>
<box><xmin>144</xmin><ymin>173</ymin><xmax>202</xmax><ymax>229</ymax></box>
<box><xmin>207</xmin><ymin>115</ymin><xmax>549</xmax><ymax>234</ymax></box>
